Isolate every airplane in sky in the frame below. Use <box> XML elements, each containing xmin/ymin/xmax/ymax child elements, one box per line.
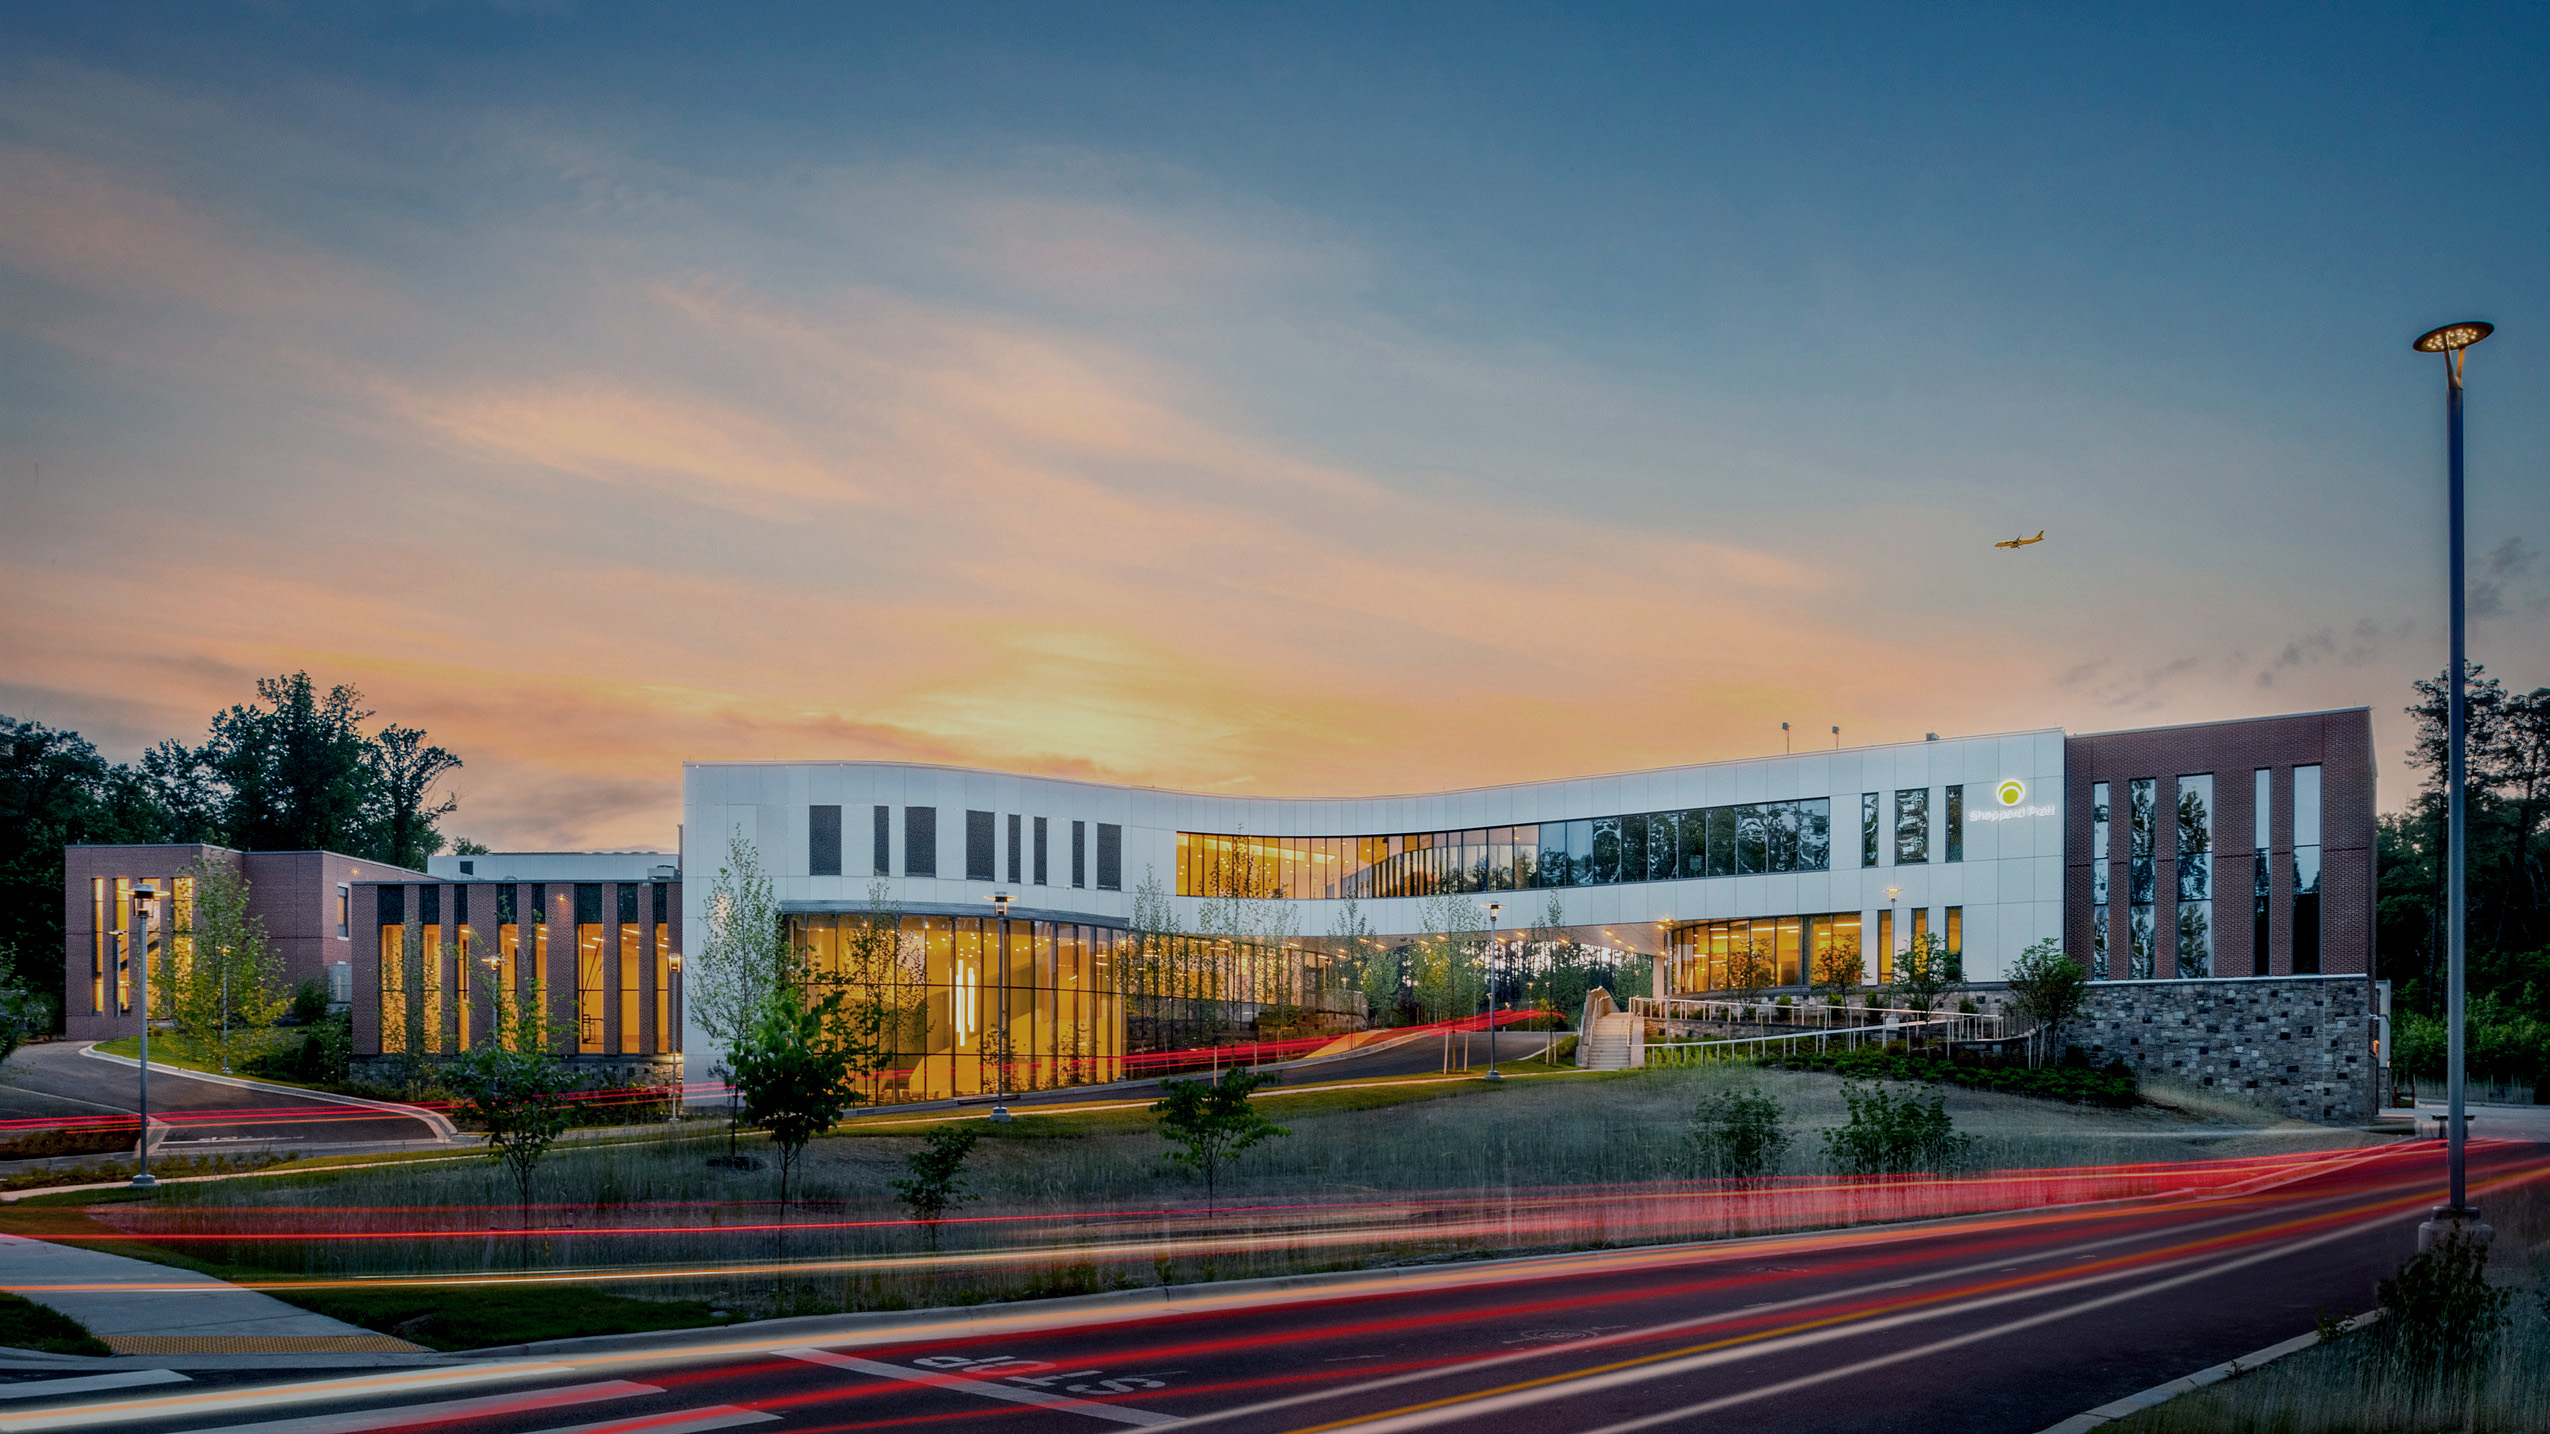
<box><xmin>1994</xmin><ymin>530</ymin><xmax>2046</xmax><ymax>549</ymax></box>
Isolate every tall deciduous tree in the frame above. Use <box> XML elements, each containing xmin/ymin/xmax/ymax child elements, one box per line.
<box><xmin>203</xmin><ymin>673</ymin><xmax>376</xmax><ymax>855</ymax></box>
<box><xmin>365</xmin><ymin>724</ymin><xmax>462</xmax><ymax>872</ymax></box>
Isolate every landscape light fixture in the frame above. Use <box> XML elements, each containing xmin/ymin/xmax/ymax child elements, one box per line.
<box><xmin>988</xmin><ymin>892</ymin><xmax>1013</xmax><ymax>1123</ymax></box>
<box><xmin>129</xmin><ymin>883</ymin><xmax>161</xmax><ymax>1188</ymax></box>
<box><xmin>1484</xmin><ymin>903</ymin><xmax>1503</xmax><ymax>1080</ymax></box>
<box><xmin>2412</xmin><ymin>319</ymin><xmax>2495</xmax><ymax>1251</ymax></box>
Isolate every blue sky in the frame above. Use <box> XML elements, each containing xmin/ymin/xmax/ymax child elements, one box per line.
<box><xmin>2</xmin><ymin>3</ymin><xmax>2543</xmax><ymax>845</ymax></box>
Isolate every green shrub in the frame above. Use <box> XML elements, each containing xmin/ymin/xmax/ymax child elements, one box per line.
<box><xmin>1758</xmin><ymin>1050</ymin><xmax>2137</xmax><ymax>1107</ymax></box>
<box><xmin>1685</xmin><ymin>1087</ymin><xmax>1789</xmax><ymax>1182</ymax></box>
<box><xmin>2373</xmin><ymin>1231</ymin><xmax>2512</xmax><ymax>1377</ymax></box>
<box><xmin>1822</xmin><ymin>1081</ymin><xmax>1972</xmax><ymax>1176</ymax></box>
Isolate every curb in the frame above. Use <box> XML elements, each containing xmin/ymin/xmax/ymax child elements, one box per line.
<box><xmin>76</xmin><ymin>1046</ymin><xmax>458</xmax><ymax>1141</ymax></box>
<box><xmin>2031</xmin><ymin>1310</ymin><xmax>2382</xmax><ymax>1434</ymax></box>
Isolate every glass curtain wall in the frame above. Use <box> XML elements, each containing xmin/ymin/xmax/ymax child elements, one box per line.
<box><xmin>1177</xmin><ymin>798</ymin><xmax>1835</xmax><ymax>900</ymax></box>
<box><xmin>2176</xmin><ymin>774</ymin><xmax>2213</xmax><ymax>978</ymax></box>
<box><xmin>1665</xmin><ymin>912</ymin><xmax>1863</xmax><ymax>993</ymax></box>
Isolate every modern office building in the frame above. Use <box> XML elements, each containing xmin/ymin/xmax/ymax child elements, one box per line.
<box><xmin>678</xmin><ymin>707</ymin><xmax>2375</xmax><ymax>1103</ymax></box>
<box><xmin>346</xmin><ymin>852</ymin><xmax>683</xmax><ymax>1083</ymax></box>
<box><xmin>61</xmin><ymin>845</ymin><xmax>423</xmax><ymax>1042</ymax></box>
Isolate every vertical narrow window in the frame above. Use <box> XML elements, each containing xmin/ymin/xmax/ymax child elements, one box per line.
<box><xmin>653</xmin><ymin>880</ymin><xmax>672</xmax><ymax>1055</ymax></box>
<box><xmin>1799</xmin><ymin>798</ymin><xmax>1831</xmax><ymax>871</ymax></box>
<box><xmin>1034</xmin><ymin>816</ymin><xmax>1049</xmax><ymax>886</ymax></box>
<box><xmin>2128</xmin><ymin>777</ymin><xmax>2156</xmax><ymax>977</ymax></box>
<box><xmin>1944</xmin><ymin>785</ymin><xmax>1964</xmax><ymax>862</ymax></box>
<box><xmin>2089</xmin><ymin>781</ymin><xmax>2110</xmax><ymax>980</ymax></box>
<box><xmin>498</xmin><ymin>883</ymin><xmax>519</xmax><ymax>1005</ymax></box>
<box><xmin>418</xmin><ymin>885</ymin><xmax>442</xmax><ymax>1056</ymax></box>
<box><xmin>2253</xmin><ymin>768</ymin><xmax>2272</xmax><ymax>976</ymax></box>
<box><xmin>1072</xmin><ymin>820</ymin><xmax>1087</xmax><ymax>888</ymax></box>
<box><xmin>91</xmin><ymin>878</ymin><xmax>106</xmax><ymax>1014</ymax></box>
<box><xmin>966</xmin><ymin>811</ymin><xmax>996</xmax><ymax>882</ymax></box>
<box><xmin>872</xmin><ymin>804</ymin><xmax>891</xmax><ymax>876</ymax></box>
<box><xmin>576</xmin><ymin>883</ymin><xmax>604</xmax><ymax>1054</ymax></box>
<box><xmin>337</xmin><ymin>883</ymin><xmax>351</xmax><ymax>938</ymax></box>
<box><xmin>1894</xmin><ymin>788</ymin><xmax>1930</xmax><ymax>864</ymax></box>
<box><xmin>1590</xmin><ymin>817</ymin><xmax>1622</xmax><ymax>883</ymax></box>
<box><xmin>809</xmin><ymin>805</ymin><xmax>842</xmax><ymax>877</ymax></box>
<box><xmin>377</xmin><ymin>885</ymin><xmax>407</xmax><ymax>1053</ymax></box>
<box><xmin>617</xmin><ymin>884</ymin><xmax>641</xmax><ymax>1055</ymax></box>
<box><xmin>532</xmin><ymin>886</ymin><xmax>551</xmax><ymax>1049</ymax></box>
<box><xmin>905</xmin><ymin>807</ymin><xmax>938</xmax><ymax>878</ymax></box>
<box><xmin>1678</xmin><ymin>809</ymin><xmax>1706</xmax><ymax>878</ymax></box>
<box><xmin>1007</xmin><ymin>813</ymin><xmax>1023</xmax><ymax>885</ymax></box>
<box><xmin>1095</xmin><ymin>823</ymin><xmax>1122</xmax><ymax>891</ymax></box>
<box><xmin>453</xmin><ymin>886</ymin><xmax>472</xmax><ymax>1051</ymax></box>
<box><xmin>1766</xmin><ymin>804</ymin><xmax>1802</xmax><ymax>873</ymax></box>
<box><xmin>1944</xmin><ymin>906</ymin><xmax>1963</xmax><ymax>980</ymax></box>
<box><xmin>1861</xmin><ymin>793</ymin><xmax>1881</xmax><ymax>867</ymax></box>
<box><xmin>1876</xmin><ymin>908</ymin><xmax>1895</xmax><ymax>986</ymax></box>
<box><xmin>2175</xmin><ymin>775</ymin><xmax>2213</xmax><ymax>977</ymax></box>
<box><xmin>2293</xmin><ymin>765</ymin><xmax>2322</xmax><ymax>973</ymax></box>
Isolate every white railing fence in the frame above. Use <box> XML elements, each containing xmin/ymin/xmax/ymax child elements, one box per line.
<box><xmin>1627</xmin><ymin>994</ymin><xmax>2005</xmax><ymax>1043</ymax></box>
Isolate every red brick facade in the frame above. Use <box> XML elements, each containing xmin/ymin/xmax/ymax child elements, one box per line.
<box><xmin>62</xmin><ymin>845</ymin><xmax>420</xmax><ymax>1041</ymax></box>
<box><xmin>2063</xmin><ymin>709</ymin><xmax>2375</xmax><ymax>982</ymax></box>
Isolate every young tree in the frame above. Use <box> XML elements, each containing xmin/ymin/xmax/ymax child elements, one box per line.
<box><xmin>2004</xmin><ymin>937</ymin><xmax>2088</xmax><ymax>1066</ymax></box>
<box><xmin>692</xmin><ymin>829</ymin><xmax>800</xmax><ymax>1068</ymax></box>
<box><xmin>167</xmin><ymin>857</ymin><xmax>291</xmax><ymax>1074</ymax></box>
<box><xmin>1685</xmin><ymin>1086</ymin><xmax>1790</xmax><ymax>1183</ymax></box>
<box><xmin>1891</xmin><ymin>932</ymin><xmax>1957</xmax><ymax>1017</ymax></box>
<box><xmin>728</xmin><ymin>985</ymin><xmax>867</xmax><ymax>1208</ymax></box>
<box><xmin>1810</xmin><ymin>934</ymin><xmax>1863</xmax><ymax>1007</ymax></box>
<box><xmin>834</xmin><ymin>879</ymin><xmax>920</xmax><ymax>1102</ymax></box>
<box><xmin>445</xmin><ymin>967</ymin><xmax>576</xmax><ymax>1237</ymax></box>
<box><xmin>1821</xmin><ymin>1081</ymin><xmax>1972</xmax><ymax>1176</ymax></box>
<box><xmin>1412</xmin><ymin>893</ymin><xmax>1486</xmax><ymax>1024</ymax></box>
<box><xmin>1724</xmin><ymin>938</ymin><xmax>1777</xmax><ymax>1005</ymax></box>
<box><xmin>1151</xmin><ymin>1065</ymin><xmax>1289</xmax><ymax>1213</ymax></box>
<box><xmin>893</xmin><ymin>1125</ymin><xmax>982</xmax><ymax>1251</ymax></box>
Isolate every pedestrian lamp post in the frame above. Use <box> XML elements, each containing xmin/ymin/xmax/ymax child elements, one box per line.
<box><xmin>2413</xmin><ymin>320</ymin><xmax>2495</xmax><ymax>1251</ymax></box>
<box><xmin>988</xmin><ymin>892</ymin><xmax>1014</xmax><ymax>1123</ymax></box>
<box><xmin>1484</xmin><ymin>903</ymin><xmax>1503</xmax><ymax>1081</ymax></box>
<box><xmin>129</xmin><ymin>882</ymin><xmax>161</xmax><ymax>1188</ymax></box>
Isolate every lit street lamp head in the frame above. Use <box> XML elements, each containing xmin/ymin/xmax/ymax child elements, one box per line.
<box><xmin>2412</xmin><ymin>321</ymin><xmax>2492</xmax><ymax>353</ymax></box>
<box><xmin>990</xmin><ymin>892</ymin><xmax>1011</xmax><ymax>918</ymax></box>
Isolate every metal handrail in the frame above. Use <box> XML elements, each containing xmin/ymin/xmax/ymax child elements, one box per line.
<box><xmin>1628</xmin><ymin>994</ymin><xmax>2003</xmax><ymax>1042</ymax></box>
<box><xmin>1641</xmin><ymin>1016</ymin><xmax>1963</xmax><ymax>1066</ymax></box>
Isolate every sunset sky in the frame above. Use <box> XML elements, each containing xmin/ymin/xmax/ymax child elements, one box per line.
<box><xmin>3</xmin><ymin>3</ymin><xmax>2545</xmax><ymax>851</ymax></box>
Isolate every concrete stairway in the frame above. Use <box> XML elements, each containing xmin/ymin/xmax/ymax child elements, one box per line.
<box><xmin>1579</xmin><ymin>1012</ymin><xmax>1641</xmax><ymax>1070</ymax></box>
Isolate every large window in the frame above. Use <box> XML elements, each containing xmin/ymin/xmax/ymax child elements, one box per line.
<box><xmin>377</xmin><ymin>884</ymin><xmax>407</xmax><ymax>1053</ymax></box>
<box><xmin>2253</xmin><ymin>768</ymin><xmax>2272</xmax><ymax>977</ymax></box>
<box><xmin>618</xmin><ymin>883</ymin><xmax>641</xmax><ymax>1055</ymax></box>
<box><xmin>1096</xmin><ymin>824</ymin><xmax>1122</xmax><ymax>891</ymax></box>
<box><xmin>2176</xmin><ymin>774</ymin><xmax>2213</xmax><ymax>978</ymax></box>
<box><xmin>1666</xmin><ymin>911</ymin><xmax>1861</xmax><ymax>993</ymax></box>
<box><xmin>1177</xmin><ymin>798</ymin><xmax>1834</xmax><ymax>900</ymax></box>
<box><xmin>2090</xmin><ymin>781</ymin><xmax>2111</xmax><ymax>980</ymax></box>
<box><xmin>653</xmin><ymin>880</ymin><xmax>672</xmax><ymax>1055</ymax></box>
<box><xmin>809</xmin><ymin>805</ymin><xmax>842</xmax><ymax>877</ymax></box>
<box><xmin>1945</xmin><ymin>785</ymin><xmax>1964</xmax><ymax>863</ymax></box>
<box><xmin>2293</xmin><ymin>765</ymin><xmax>2322</xmax><ymax>973</ymax></box>
<box><xmin>575</xmin><ymin>883</ymin><xmax>604</xmax><ymax>1055</ymax></box>
<box><xmin>966</xmin><ymin>811</ymin><xmax>996</xmax><ymax>882</ymax></box>
<box><xmin>1860</xmin><ymin>793</ymin><xmax>1880</xmax><ymax>867</ymax></box>
<box><xmin>2128</xmin><ymin>777</ymin><xmax>2157</xmax><ymax>978</ymax></box>
<box><xmin>905</xmin><ymin>807</ymin><xmax>937</xmax><ymax>878</ymax></box>
<box><xmin>1893</xmin><ymin>789</ymin><xmax>1929</xmax><ymax>865</ymax></box>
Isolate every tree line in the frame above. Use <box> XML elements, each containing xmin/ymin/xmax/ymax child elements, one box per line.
<box><xmin>0</xmin><ymin>672</ymin><xmax>469</xmax><ymax>1037</ymax></box>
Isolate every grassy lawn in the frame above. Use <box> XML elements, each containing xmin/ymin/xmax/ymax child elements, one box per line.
<box><xmin>90</xmin><ymin>1035</ymin><xmax>343</xmax><ymax>1094</ymax></box>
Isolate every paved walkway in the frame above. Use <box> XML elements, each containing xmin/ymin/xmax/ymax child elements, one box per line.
<box><xmin>0</xmin><ymin>1234</ymin><xmax>422</xmax><ymax>1357</ymax></box>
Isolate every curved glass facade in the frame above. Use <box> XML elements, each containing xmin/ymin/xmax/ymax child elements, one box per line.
<box><xmin>1178</xmin><ymin>799</ymin><xmax>1834</xmax><ymax>900</ymax></box>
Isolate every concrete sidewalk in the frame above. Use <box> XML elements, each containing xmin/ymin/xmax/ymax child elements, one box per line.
<box><xmin>0</xmin><ymin>1234</ymin><xmax>424</xmax><ymax>1358</ymax></box>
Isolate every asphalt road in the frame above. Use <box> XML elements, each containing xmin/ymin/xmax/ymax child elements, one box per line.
<box><xmin>20</xmin><ymin>1135</ymin><xmax>2539</xmax><ymax>1434</ymax></box>
<box><xmin>0</xmin><ymin>1042</ymin><xmax>443</xmax><ymax>1157</ymax></box>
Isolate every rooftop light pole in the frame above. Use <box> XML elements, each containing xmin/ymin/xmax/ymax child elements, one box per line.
<box><xmin>989</xmin><ymin>892</ymin><xmax>1014</xmax><ymax>1124</ymax></box>
<box><xmin>129</xmin><ymin>883</ymin><xmax>161</xmax><ymax>1188</ymax></box>
<box><xmin>2413</xmin><ymin>321</ymin><xmax>2494</xmax><ymax>1249</ymax></box>
<box><xmin>1484</xmin><ymin>903</ymin><xmax>1503</xmax><ymax>1081</ymax></box>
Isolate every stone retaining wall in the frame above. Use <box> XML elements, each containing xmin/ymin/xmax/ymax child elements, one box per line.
<box><xmin>2073</xmin><ymin>975</ymin><xmax>2376</xmax><ymax>1126</ymax></box>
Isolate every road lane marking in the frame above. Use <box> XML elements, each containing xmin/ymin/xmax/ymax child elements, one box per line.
<box><xmin>778</xmin><ymin>1345</ymin><xmax>1178</xmax><ymax>1426</ymax></box>
<box><xmin>495</xmin><ymin>1408</ymin><xmax>774</xmax><ymax>1434</ymax></box>
<box><xmin>0</xmin><ymin>1371</ymin><xmax>190</xmax><ymax>1400</ymax></box>
<box><xmin>0</xmin><ymin>1363</ymin><xmax>577</xmax><ymax>1433</ymax></box>
<box><xmin>1279</xmin><ymin>1190</ymin><xmax>2450</xmax><ymax>1434</ymax></box>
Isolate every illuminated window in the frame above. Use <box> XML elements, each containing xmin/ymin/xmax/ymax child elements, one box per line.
<box><xmin>336</xmin><ymin>884</ymin><xmax>350</xmax><ymax>939</ymax></box>
<box><xmin>654</xmin><ymin>878</ymin><xmax>672</xmax><ymax>1055</ymax></box>
<box><xmin>377</xmin><ymin>884</ymin><xmax>407</xmax><ymax>1053</ymax></box>
<box><xmin>419</xmin><ymin>883</ymin><xmax>443</xmax><ymax>1056</ymax></box>
<box><xmin>91</xmin><ymin>878</ymin><xmax>107</xmax><ymax>1014</ymax></box>
<box><xmin>576</xmin><ymin>884</ymin><xmax>604</xmax><ymax>1054</ymax></box>
<box><xmin>619</xmin><ymin>883</ymin><xmax>641</xmax><ymax>1056</ymax></box>
<box><xmin>1944</xmin><ymin>906</ymin><xmax>1963</xmax><ymax>980</ymax></box>
<box><xmin>1876</xmin><ymin>908</ymin><xmax>1895</xmax><ymax>986</ymax></box>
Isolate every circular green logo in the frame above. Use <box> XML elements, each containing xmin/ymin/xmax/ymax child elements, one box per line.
<box><xmin>1996</xmin><ymin>779</ymin><xmax>2027</xmax><ymax>807</ymax></box>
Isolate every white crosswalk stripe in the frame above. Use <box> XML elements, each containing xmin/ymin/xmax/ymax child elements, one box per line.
<box><xmin>477</xmin><ymin>1408</ymin><xmax>774</xmax><ymax>1434</ymax></box>
<box><xmin>156</xmin><ymin>1379</ymin><xmax>660</xmax><ymax>1434</ymax></box>
<box><xmin>780</xmin><ymin>1345</ymin><xmax>1177</xmax><ymax>1427</ymax></box>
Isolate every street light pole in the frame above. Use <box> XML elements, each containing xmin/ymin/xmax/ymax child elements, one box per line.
<box><xmin>1484</xmin><ymin>903</ymin><xmax>1502</xmax><ymax>1081</ymax></box>
<box><xmin>989</xmin><ymin>892</ymin><xmax>1013</xmax><ymax>1122</ymax></box>
<box><xmin>130</xmin><ymin>883</ymin><xmax>161</xmax><ymax>1188</ymax></box>
<box><xmin>2413</xmin><ymin>320</ymin><xmax>2493</xmax><ymax>1249</ymax></box>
